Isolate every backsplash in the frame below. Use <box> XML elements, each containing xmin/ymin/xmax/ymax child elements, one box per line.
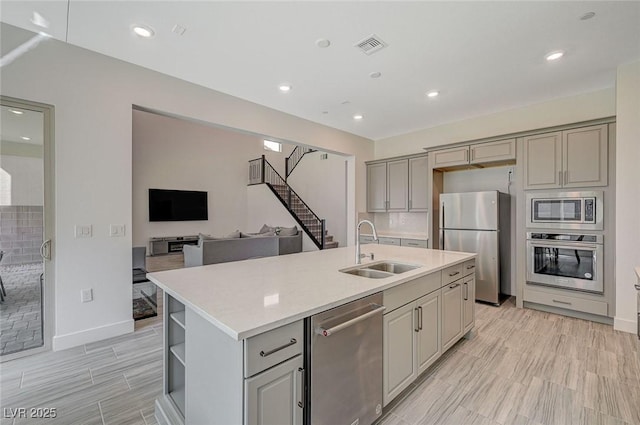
<box><xmin>358</xmin><ymin>212</ymin><xmax>429</xmax><ymax>236</ymax></box>
<box><xmin>0</xmin><ymin>206</ymin><xmax>44</xmax><ymax>265</ymax></box>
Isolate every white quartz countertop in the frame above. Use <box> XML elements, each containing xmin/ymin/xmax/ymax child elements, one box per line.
<box><xmin>360</xmin><ymin>231</ymin><xmax>428</xmax><ymax>240</ymax></box>
<box><xmin>147</xmin><ymin>245</ymin><xmax>474</xmax><ymax>341</ymax></box>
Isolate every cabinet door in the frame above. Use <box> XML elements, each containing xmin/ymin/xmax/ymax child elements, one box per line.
<box><xmin>245</xmin><ymin>355</ymin><xmax>303</xmax><ymax>425</ymax></box>
<box><xmin>408</xmin><ymin>156</ymin><xmax>429</xmax><ymax>212</ymax></box>
<box><xmin>387</xmin><ymin>159</ymin><xmax>409</xmax><ymax>211</ymax></box>
<box><xmin>432</xmin><ymin>146</ymin><xmax>469</xmax><ymax>168</ymax></box>
<box><xmin>367</xmin><ymin>163</ymin><xmax>387</xmax><ymax>212</ymax></box>
<box><xmin>383</xmin><ymin>302</ymin><xmax>416</xmax><ymax>406</ymax></box>
<box><xmin>463</xmin><ymin>276</ymin><xmax>475</xmax><ymax>334</ymax></box>
<box><xmin>416</xmin><ymin>291</ymin><xmax>441</xmax><ymax>375</ymax></box>
<box><xmin>523</xmin><ymin>132</ymin><xmax>562</xmax><ymax>189</ymax></box>
<box><xmin>563</xmin><ymin>125</ymin><xmax>608</xmax><ymax>188</ymax></box>
<box><xmin>441</xmin><ymin>283</ymin><xmax>463</xmax><ymax>352</ymax></box>
<box><xmin>470</xmin><ymin>138</ymin><xmax>516</xmax><ymax>164</ymax></box>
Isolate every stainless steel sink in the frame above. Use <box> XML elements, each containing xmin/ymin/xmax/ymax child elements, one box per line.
<box><xmin>366</xmin><ymin>262</ymin><xmax>421</xmax><ymax>274</ymax></box>
<box><xmin>340</xmin><ymin>261</ymin><xmax>422</xmax><ymax>279</ymax></box>
<box><xmin>341</xmin><ymin>268</ymin><xmax>393</xmax><ymax>279</ymax></box>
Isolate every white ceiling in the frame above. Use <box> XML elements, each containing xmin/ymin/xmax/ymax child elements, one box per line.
<box><xmin>2</xmin><ymin>1</ymin><xmax>639</xmax><ymax>141</ymax></box>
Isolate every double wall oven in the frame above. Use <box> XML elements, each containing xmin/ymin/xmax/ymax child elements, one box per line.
<box><xmin>526</xmin><ymin>191</ymin><xmax>604</xmax><ymax>294</ymax></box>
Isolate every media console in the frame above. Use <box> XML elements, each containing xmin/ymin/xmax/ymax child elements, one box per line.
<box><xmin>149</xmin><ymin>235</ymin><xmax>199</xmax><ymax>256</ymax></box>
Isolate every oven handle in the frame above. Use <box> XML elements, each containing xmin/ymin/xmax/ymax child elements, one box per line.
<box><xmin>528</xmin><ymin>242</ymin><xmax>599</xmax><ymax>250</ymax></box>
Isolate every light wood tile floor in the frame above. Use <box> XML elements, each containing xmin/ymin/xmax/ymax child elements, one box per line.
<box><xmin>1</xmin><ymin>298</ymin><xmax>638</xmax><ymax>425</ymax></box>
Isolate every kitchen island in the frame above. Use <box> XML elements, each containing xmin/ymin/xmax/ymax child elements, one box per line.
<box><xmin>147</xmin><ymin>244</ymin><xmax>476</xmax><ymax>425</ymax></box>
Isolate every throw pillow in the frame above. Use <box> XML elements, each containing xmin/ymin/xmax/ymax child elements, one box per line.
<box><xmin>278</xmin><ymin>226</ymin><xmax>298</xmax><ymax>236</ymax></box>
<box><xmin>226</xmin><ymin>230</ymin><xmax>241</xmax><ymax>239</ymax></box>
<box><xmin>259</xmin><ymin>224</ymin><xmax>275</xmax><ymax>234</ymax></box>
<box><xmin>255</xmin><ymin>231</ymin><xmax>276</xmax><ymax>237</ymax></box>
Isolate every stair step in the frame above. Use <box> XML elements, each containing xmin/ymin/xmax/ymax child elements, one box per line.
<box><xmin>324</xmin><ymin>235</ymin><xmax>333</xmax><ymax>242</ymax></box>
<box><xmin>324</xmin><ymin>241</ymin><xmax>339</xmax><ymax>249</ymax></box>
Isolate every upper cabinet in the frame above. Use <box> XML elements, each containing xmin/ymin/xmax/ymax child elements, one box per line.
<box><xmin>367</xmin><ymin>156</ymin><xmax>429</xmax><ymax>213</ymax></box>
<box><xmin>524</xmin><ymin>124</ymin><xmax>608</xmax><ymax>190</ymax></box>
<box><xmin>432</xmin><ymin>138</ymin><xmax>516</xmax><ymax>169</ymax></box>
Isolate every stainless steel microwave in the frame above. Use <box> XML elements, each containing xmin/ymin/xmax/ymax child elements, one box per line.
<box><xmin>526</xmin><ymin>191</ymin><xmax>603</xmax><ymax>230</ymax></box>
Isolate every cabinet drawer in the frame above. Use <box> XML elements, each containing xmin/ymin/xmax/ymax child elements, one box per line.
<box><xmin>379</xmin><ymin>237</ymin><xmax>401</xmax><ymax>246</ymax></box>
<box><xmin>441</xmin><ymin>263</ymin><xmax>464</xmax><ymax>286</ymax></box>
<box><xmin>525</xmin><ymin>288</ymin><xmax>608</xmax><ymax>316</ymax></box>
<box><xmin>359</xmin><ymin>235</ymin><xmax>379</xmax><ymax>245</ymax></box>
<box><xmin>462</xmin><ymin>260</ymin><xmax>476</xmax><ymax>277</ymax></box>
<box><xmin>244</xmin><ymin>320</ymin><xmax>304</xmax><ymax>378</ymax></box>
<box><xmin>383</xmin><ymin>272</ymin><xmax>441</xmax><ymax>313</ymax></box>
<box><xmin>400</xmin><ymin>238</ymin><xmax>428</xmax><ymax>249</ymax></box>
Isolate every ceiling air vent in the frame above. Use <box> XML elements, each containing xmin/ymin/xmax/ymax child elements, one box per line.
<box><xmin>354</xmin><ymin>34</ymin><xmax>388</xmax><ymax>55</ymax></box>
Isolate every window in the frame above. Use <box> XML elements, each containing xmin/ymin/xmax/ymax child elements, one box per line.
<box><xmin>263</xmin><ymin>140</ymin><xmax>282</xmax><ymax>152</ymax></box>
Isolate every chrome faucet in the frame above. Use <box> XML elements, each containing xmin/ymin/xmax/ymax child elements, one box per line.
<box><xmin>356</xmin><ymin>219</ymin><xmax>378</xmax><ymax>264</ymax></box>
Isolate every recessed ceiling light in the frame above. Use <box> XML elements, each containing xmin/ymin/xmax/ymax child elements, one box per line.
<box><xmin>545</xmin><ymin>51</ymin><xmax>564</xmax><ymax>61</ymax></box>
<box><xmin>10</xmin><ymin>110</ymin><xmax>24</xmax><ymax>115</ymax></box>
<box><xmin>341</xmin><ymin>100</ymin><xmax>351</xmax><ymax>105</ymax></box>
<box><xmin>353</xmin><ymin>114</ymin><xmax>364</xmax><ymax>120</ymax></box>
<box><xmin>172</xmin><ymin>24</ymin><xmax>187</xmax><ymax>35</ymax></box>
<box><xmin>278</xmin><ymin>84</ymin><xmax>292</xmax><ymax>92</ymax></box>
<box><xmin>369</xmin><ymin>72</ymin><xmax>382</xmax><ymax>79</ymax></box>
<box><xmin>322</xmin><ymin>111</ymin><xmax>329</xmax><ymax>114</ymax></box>
<box><xmin>132</xmin><ymin>24</ymin><xmax>155</xmax><ymax>38</ymax></box>
<box><xmin>580</xmin><ymin>12</ymin><xmax>596</xmax><ymax>21</ymax></box>
<box><xmin>21</xmin><ymin>136</ymin><xmax>31</xmax><ymax>141</ymax></box>
<box><xmin>316</xmin><ymin>39</ymin><xmax>331</xmax><ymax>48</ymax></box>
<box><xmin>426</xmin><ymin>91</ymin><xmax>439</xmax><ymax>98</ymax></box>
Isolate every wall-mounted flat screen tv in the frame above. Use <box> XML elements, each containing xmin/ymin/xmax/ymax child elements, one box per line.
<box><xmin>149</xmin><ymin>189</ymin><xmax>208</xmax><ymax>221</ymax></box>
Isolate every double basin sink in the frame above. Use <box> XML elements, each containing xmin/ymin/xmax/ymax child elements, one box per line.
<box><xmin>340</xmin><ymin>261</ymin><xmax>421</xmax><ymax>279</ymax></box>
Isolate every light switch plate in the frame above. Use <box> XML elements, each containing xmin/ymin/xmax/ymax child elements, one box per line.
<box><xmin>74</xmin><ymin>225</ymin><xmax>92</xmax><ymax>238</ymax></box>
<box><xmin>110</xmin><ymin>224</ymin><xmax>125</xmax><ymax>237</ymax></box>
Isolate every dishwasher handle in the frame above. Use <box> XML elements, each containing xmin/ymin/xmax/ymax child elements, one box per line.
<box><xmin>316</xmin><ymin>304</ymin><xmax>386</xmax><ymax>337</ymax></box>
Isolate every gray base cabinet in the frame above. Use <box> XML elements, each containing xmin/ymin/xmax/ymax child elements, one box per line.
<box><xmin>382</xmin><ymin>260</ymin><xmax>474</xmax><ymax>407</ymax></box>
<box><xmin>245</xmin><ymin>355</ymin><xmax>303</xmax><ymax>425</ymax></box>
<box><xmin>441</xmin><ymin>283</ymin><xmax>463</xmax><ymax>352</ymax></box>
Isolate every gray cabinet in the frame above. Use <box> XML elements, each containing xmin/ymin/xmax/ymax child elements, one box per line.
<box><xmin>524</xmin><ymin>125</ymin><xmax>608</xmax><ymax>189</ymax></box>
<box><xmin>378</xmin><ymin>237</ymin><xmax>401</xmax><ymax>246</ymax></box>
<box><xmin>432</xmin><ymin>146</ymin><xmax>469</xmax><ymax>168</ymax></box>
<box><xmin>470</xmin><ymin>138</ymin><xmax>516</xmax><ymax>164</ymax></box>
<box><xmin>387</xmin><ymin>159</ymin><xmax>409</xmax><ymax>211</ymax></box>
<box><xmin>366</xmin><ymin>155</ymin><xmax>429</xmax><ymax>213</ymax></box>
<box><xmin>416</xmin><ymin>290</ymin><xmax>441</xmax><ymax>375</ymax></box>
<box><xmin>408</xmin><ymin>156</ymin><xmax>429</xmax><ymax>211</ymax></box>
<box><xmin>245</xmin><ymin>355</ymin><xmax>303</xmax><ymax>425</ymax></box>
<box><xmin>382</xmin><ymin>301</ymin><xmax>417</xmax><ymax>406</ymax></box>
<box><xmin>432</xmin><ymin>139</ymin><xmax>516</xmax><ymax>169</ymax></box>
<box><xmin>441</xmin><ymin>282</ymin><xmax>463</xmax><ymax>352</ymax></box>
<box><xmin>463</xmin><ymin>276</ymin><xmax>475</xmax><ymax>334</ymax></box>
<box><xmin>367</xmin><ymin>162</ymin><xmax>388</xmax><ymax>212</ymax></box>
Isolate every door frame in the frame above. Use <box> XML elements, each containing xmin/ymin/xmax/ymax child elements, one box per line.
<box><xmin>0</xmin><ymin>96</ymin><xmax>55</xmax><ymax>361</ymax></box>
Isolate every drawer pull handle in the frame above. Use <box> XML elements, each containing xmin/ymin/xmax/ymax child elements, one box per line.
<box><xmin>466</xmin><ymin>265</ymin><xmax>475</xmax><ymax>270</ymax></box>
<box><xmin>449</xmin><ymin>271</ymin><xmax>460</xmax><ymax>277</ymax></box>
<box><xmin>552</xmin><ymin>299</ymin><xmax>572</xmax><ymax>306</ymax></box>
<box><xmin>449</xmin><ymin>283</ymin><xmax>460</xmax><ymax>289</ymax></box>
<box><xmin>259</xmin><ymin>338</ymin><xmax>297</xmax><ymax>357</ymax></box>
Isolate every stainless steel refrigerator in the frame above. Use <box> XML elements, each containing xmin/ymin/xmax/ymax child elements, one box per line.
<box><xmin>439</xmin><ymin>191</ymin><xmax>511</xmax><ymax>305</ymax></box>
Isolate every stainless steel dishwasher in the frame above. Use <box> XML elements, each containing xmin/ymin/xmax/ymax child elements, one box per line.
<box><xmin>307</xmin><ymin>293</ymin><xmax>385</xmax><ymax>425</ymax></box>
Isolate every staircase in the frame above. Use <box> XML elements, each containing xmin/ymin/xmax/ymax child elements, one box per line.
<box><xmin>285</xmin><ymin>146</ymin><xmax>315</xmax><ymax>181</ymax></box>
<box><xmin>248</xmin><ymin>155</ymin><xmax>338</xmax><ymax>250</ymax></box>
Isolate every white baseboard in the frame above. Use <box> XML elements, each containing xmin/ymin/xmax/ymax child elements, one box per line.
<box><xmin>53</xmin><ymin>319</ymin><xmax>134</xmax><ymax>351</ymax></box>
<box><xmin>613</xmin><ymin>316</ymin><xmax>637</xmax><ymax>334</ymax></box>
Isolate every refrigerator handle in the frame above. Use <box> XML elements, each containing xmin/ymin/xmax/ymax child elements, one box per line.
<box><xmin>439</xmin><ymin>229</ymin><xmax>444</xmax><ymax>250</ymax></box>
<box><xmin>439</xmin><ymin>202</ymin><xmax>445</xmax><ymax>250</ymax></box>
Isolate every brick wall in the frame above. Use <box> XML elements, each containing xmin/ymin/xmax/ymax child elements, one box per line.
<box><xmin>0</xmin><ymin>206</ymin><xmax>43</xmax><ymax>266</ymax></box>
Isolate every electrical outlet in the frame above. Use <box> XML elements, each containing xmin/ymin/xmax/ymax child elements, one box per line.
<box><xmin>110</xmin><ymin>224</ymin><xmax>125</xmax><ymax>237</ymax></box>
<box><xmin>74</xmin><ymin>225</ymin><xmax>92</xmax><ymax>238</ymax></box>
<box><xmin>81</xmin><ymin>288</ymin><xmax>93</xmax><ymax>303</ymax></box>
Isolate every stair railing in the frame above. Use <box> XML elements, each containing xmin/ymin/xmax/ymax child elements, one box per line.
<box><xmin>285</xmin><ymin>146</ymin><xmax>315</xmax><ymax>180</ymax></box>
<box><xmin>248</xmin><ymin>155</ymin><xmax>325</xmax><ymax>249</ymax></box>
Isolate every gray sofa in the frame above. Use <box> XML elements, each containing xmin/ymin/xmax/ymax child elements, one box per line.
<box><xmin>183</xmin><ymin>232</ymin><xmax>302</xmax><ymax>268</ymax></box>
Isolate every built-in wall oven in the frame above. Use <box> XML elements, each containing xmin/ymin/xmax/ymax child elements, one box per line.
<box><xmin>526</xmin><ymin>232</ymin><xmax>604</xmax><ymax>294</ymax></box>
<box><xmin>526</xmin><ymin>191</ymin><xmax>603</xmax><ymax>231</ymax></box>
